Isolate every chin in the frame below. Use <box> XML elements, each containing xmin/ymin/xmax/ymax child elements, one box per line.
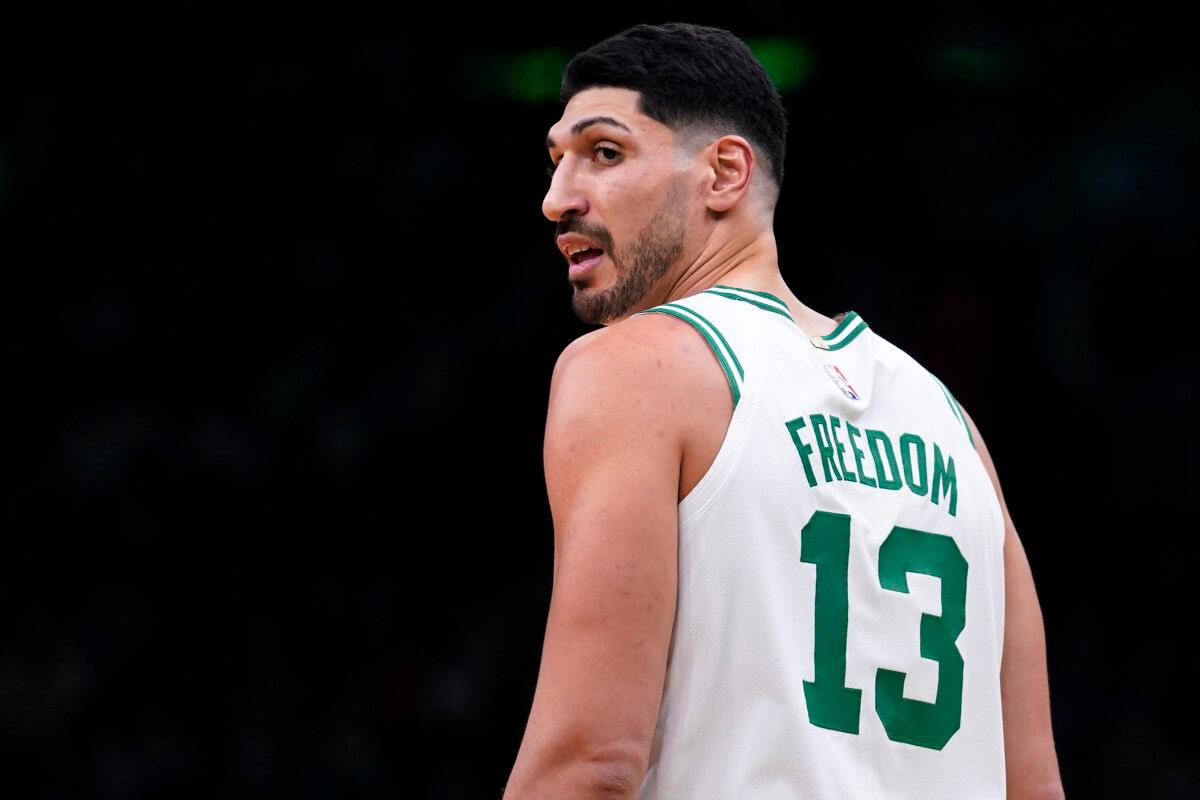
<box><xmin>570</xmin><ymin>288</ymin><xmax>620</xmax><ymax>326</ymax></box>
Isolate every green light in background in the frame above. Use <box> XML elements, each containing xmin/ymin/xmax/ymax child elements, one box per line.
<box><xmin>500</xmin><ymin>47</ymin><xmax>571</xmax><ymax>103</ymax></box>
<box><xmin>476</xmin><ymin>39</ymin><xmax>811</xmax><ymax>102</ymax></box>
<box><xmin>746</xmin><ymin>37</ymin><xmax>815</xmax><ymax>92</ymax></box>
<box><xmin>932</xmin><ymin>45</ymin><xmax>1009</xmax><ymax>87</ymax></box>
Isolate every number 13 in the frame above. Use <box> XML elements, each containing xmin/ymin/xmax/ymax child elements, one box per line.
<box><xmin>800</xmin><ymin>509</ymin><xmax>968</xmax><ymax>751</ymax></box>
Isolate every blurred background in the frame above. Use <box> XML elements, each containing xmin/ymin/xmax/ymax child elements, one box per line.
<box><xmin>1</xmin><ymin>6</ymin><xmax>1196</xmax><ymax>798</ymax></box>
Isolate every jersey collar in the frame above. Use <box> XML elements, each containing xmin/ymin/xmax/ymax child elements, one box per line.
<box><xmin>704</xmin><ymin>284</ymin><xmax>869</xmax><ymax>351</ymax></box>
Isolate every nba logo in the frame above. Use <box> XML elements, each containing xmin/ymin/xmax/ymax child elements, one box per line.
<box><xmin>823</xmin><ymin>364</ymin><xmax>860</xmax><ymax>400</ymax></box>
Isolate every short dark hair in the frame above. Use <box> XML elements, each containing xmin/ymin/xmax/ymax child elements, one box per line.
<box><xmin>560</xmin><ymin>22</ymin><xmax>789</xmax><ymax>198</ymax></box>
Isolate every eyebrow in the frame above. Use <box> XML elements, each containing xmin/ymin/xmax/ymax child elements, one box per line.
<box><xmin>546</xmin><ymin>116</ymin><xmax>632</xmax><ymax>151</ymax></box>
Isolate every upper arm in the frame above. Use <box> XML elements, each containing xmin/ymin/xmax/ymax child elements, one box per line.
<box><xmin>506</xmin><ymin>319</ymin><xmax>689</xmax><ymax>794</ymax></box>
<box><xmin>959</xmin><ymin>405</ymin><xmax>1065</xmax><ymax>800</ymax></box>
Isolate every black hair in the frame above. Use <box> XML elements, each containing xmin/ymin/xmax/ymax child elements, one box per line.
<box><xmin>560</xmin><ymin>22</ymin><xmax>789</xmax><ymax>198</ymax></box>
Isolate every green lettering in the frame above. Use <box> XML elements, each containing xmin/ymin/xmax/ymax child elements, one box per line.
<box><xmin>931</xmin><ymin>443</ymin><xmax>958</xmax><ymax>517</ymax></box>
<box><xmin>867</xmin><ymin>429</ymin><xmax>902</xmax><ymax>490</ymax></box>
<box><xmin>830</xmin><ymin>416</ymin><xmax>857</xmax><ymax>483</ymax></box>
<box><xmin>846</xmin><ymin>423</ymin><xmax>875</xmax><ymax>488</ymax></box>
<box><xmin>785</xmin><ymin>416</ymin><xmax>819</xmax><ymax>488</ymax></box>
<box><xmin>809</xmin><ymin>414</ymin><xmax>843</xmax><ymax>482</ymax></box>
<box><xmin>900</xmin><ymin>433</ymin><xmax>928</xmax><ymax>497</ymax></box>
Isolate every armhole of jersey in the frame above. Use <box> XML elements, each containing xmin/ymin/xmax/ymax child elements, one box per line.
<box><xmin>633</xmin><ymin>302</ymin><xmax>755</xmax><ymax>522</ymax></box>
<box><xmin>926</xmin><ymin>369</ymin><xmax>975</xmax><ymax>450</ymax></box>
<box><xmin>634</xmin><ymin>303</ymin><xmax>745</xmax><ymax>409</ymax></box>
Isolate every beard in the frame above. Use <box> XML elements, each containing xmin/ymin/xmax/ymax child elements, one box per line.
<box><xmin>569</xmin><ymin>178</ymin><xmax>687</xmax><ymax>326</ymax></box>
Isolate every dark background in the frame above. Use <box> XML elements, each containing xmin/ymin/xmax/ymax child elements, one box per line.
<box><xmin>2</xmin><ymin>6</ymin><xmax>1196</xmax><ymax>798</ymax></box>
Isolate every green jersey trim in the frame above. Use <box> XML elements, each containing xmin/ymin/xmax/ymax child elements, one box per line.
<box><xmin>705</xmin><ymin>285</ymin><xmax>868</xmax><ymax>352</ymax></box>
<box><xmin>927</xmin><ymin>371</ymin><xmax>975</xmax><ymax>449</ymax></box>
<box><xmin>662</xmin><ymin>302</ymin><xmax>745</xmax><ymax>381</ymax></box>
<box><xmin>813</xmin><ymin>311</ymin><xmax>868</xmax><ymax>351</ymax></box>
<box><xmin>707</xmin><ymin>285</ymin><xmax>794</xmax><ymax>321</ymax></box>
<box><xmin>635</xmin><ymin>304</ymin><xmax>744</xmax><ymax>408</ymax></box>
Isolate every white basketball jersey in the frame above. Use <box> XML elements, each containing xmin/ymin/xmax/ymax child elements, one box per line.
<box><xmin>631</xmin><ymin>285</ymin><xmax>1006</xmax><ymax>799</ymax></box>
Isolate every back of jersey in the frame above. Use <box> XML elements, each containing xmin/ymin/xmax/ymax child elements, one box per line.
<box><xmin>633</xmin><ymin>286</ymin><xmax>1006</xmax><ymax>800</ymax></box>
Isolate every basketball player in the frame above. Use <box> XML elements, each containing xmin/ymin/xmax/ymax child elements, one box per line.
<box><xmin>503</xmin><ymin>23</ymin><xmax>1064</xmax><ymax>800</ymax></box>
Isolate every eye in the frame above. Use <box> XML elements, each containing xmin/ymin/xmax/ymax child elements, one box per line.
<box><xmin>545</xmin><ymin>146</ymin><xmax>622</xmax><ymax>178</ymax></box>
<box><xmin>595</xmin><ymin>145</ymin><xmax>621</xmax><ymax>164</ymax></box>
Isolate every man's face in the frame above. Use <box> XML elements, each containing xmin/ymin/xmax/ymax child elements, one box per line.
<box><xmin>543</xmin><ymin>87</ymin><xmax>693</xmax><ymax>325</ymax></box>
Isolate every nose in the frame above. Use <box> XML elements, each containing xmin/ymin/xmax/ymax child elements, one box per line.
<box><xmin>541</xmin><ymin>160</ymin><xmax>589</xmax><ymax>222</ymax></box>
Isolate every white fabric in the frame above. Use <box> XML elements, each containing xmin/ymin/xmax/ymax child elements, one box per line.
<box><xmin>634</xmin><ymin>290</ymin><xmax>1007</xmax><ymax>800</ymax></box>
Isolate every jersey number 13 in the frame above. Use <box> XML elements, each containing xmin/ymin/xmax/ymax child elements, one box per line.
<box><xmin>800</xmin><ymin>509</ymin><xmax>968</xmax><ymax>751</ymax></box>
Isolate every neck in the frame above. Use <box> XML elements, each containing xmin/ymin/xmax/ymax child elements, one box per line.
<box><xmin>653</xmin><ymin>227</ymin><xmax>838</xmax><ymax>337</ymax></box>
<box><xmin>667</xmin><ymin>226</ymin><xmax>780</xmax><ymax>300</ymax></box>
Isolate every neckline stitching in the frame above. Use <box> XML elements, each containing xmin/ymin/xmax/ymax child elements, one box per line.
<box><xmin>703</xmin><ymin>284</ymin><xmax>869</xmax><ymax>350</ymax></box>
<box><xmin>705</xmin><ymin>286</ymin><xmax>794</xmax><ymax>321</ymax></box>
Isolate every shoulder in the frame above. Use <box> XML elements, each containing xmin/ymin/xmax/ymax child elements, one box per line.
<box><xmin>545</xmin><ymin>312</ymin><xmax>732</xmax><ymax>463</ymax></box>
<box><xmin>550</xmin><ymin>311</ymin><xmax>729</xmax><ymax>407</ymax></box>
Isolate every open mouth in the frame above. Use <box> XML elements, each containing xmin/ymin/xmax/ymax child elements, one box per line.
<box><xmin>569</xmin><ymin>248</ymin><xmax>605</xmax><ymax>274</ymax></box>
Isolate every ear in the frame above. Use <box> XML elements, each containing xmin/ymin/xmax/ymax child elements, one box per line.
<box><xmin>706</xmin><ymin>135</ymin><xmax>755</xmax><ymax>213</ymax></box>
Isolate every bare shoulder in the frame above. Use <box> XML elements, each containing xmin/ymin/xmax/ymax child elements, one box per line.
<box><xmin>549</xmin><ymin>312</ymin><xmax>730</xmax><ymax>414</ymax></box>
<box><xmin>554</xmin><ymin>310</ymin><xmax>725</xmax><ymax>370</ymax></box>
<box><xmin>546</xmin><ymin>312</ymin><xmax>734</xmax><ymax>504</ymax></box>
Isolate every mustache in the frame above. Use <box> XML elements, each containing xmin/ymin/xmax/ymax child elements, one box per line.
<box><xmin>556</xmin><ymin>222</ymin><xmax>610</xmax><ymax>246</ymax></box>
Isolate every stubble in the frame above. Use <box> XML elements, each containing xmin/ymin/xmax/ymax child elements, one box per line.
<box><xmin>570</xmin><ymin>177</ymin><xmax>687</xmax><ymax>326</ymax></box>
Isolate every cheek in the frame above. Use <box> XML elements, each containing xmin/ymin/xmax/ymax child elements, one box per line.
<box><xmin>607</xmin><ymin>167</ymin><xmax>659</xmax><ymax>203</ymax></box>
<box><xmin>601</xmin><ymin>184</ymin><xmax>654</xmax><ymax>235</ymax></box>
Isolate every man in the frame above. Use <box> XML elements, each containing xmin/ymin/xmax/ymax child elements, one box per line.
<box><xmin>503</xmin><ymin>22</ymin><xmax>1064</xmax><ymax>800</ymax></box>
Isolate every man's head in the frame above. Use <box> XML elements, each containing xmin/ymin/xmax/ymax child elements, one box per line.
<box><xmin>543</xmin><ymin>23</ymin><xmax>789</xmax><ymax>325</ymax></box>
